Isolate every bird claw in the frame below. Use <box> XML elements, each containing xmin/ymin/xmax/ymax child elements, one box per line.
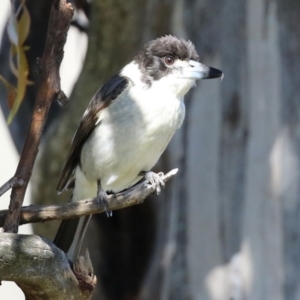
<box><xmin>96</xmin><ymin>195</ymin><xmax>113</xmax><ymax>217</ymax></box>
<box><xmin>96</xmin><ymin>184</ymin><xmax>112</xmax><ymax>217</ymax></box>
<box><xmin>143</xmin><ymin>171</ymin><xmax>165</xmax><ymax>196</ymax></box>
<box><xmin>106</xmin><ymin>210</ymin><xmax>113</xmax><ymax>217</ymax></box>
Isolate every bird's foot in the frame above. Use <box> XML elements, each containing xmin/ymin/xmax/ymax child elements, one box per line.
<box><xmin>97</xmin><ymin>180</ymin><xmax>112</xmax><ymax>217</ymax></box>
<box><xmin>96</xmin><ymin>191</ymin><xmax>112</xmax><ymax>217</ymax></box>
<box><xmin>140</xmin><ymin>171</ymin><xmax>165</xmax><ymax>196</ymax></box>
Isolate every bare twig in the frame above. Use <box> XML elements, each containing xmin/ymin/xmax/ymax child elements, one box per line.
<box><xmin>0</xmin><ymin>169</ymin><xmax>178</xmax><ymax>227</ymax></box>
<box><xmin>0</xmin><ymin>177</ymin><xmax>24</xmax><ymax>197</ymax></box>
<box><xmin>56</xmin><ymin>89</ymin><xmax>69</xmax><ymax>105</ymax></box>
<box><xmin>3</xmin><ymin>0</ymin><xmax>73</xmax><ymax>233</ymax></box>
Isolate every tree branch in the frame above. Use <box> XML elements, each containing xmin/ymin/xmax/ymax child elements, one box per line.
<box><xmin>0</xmin><ymin>233</ymin><xmax>96</xmax><ymax>300</ymax></box>
<box><xmin>0</xmin><ymin>169</ymin><xmax>178</xmax><ymax>227</ymax></box>
<box><xmin>3</xmin><ymin>0</ymin><xmax>73</xmax><ymax>233</ymax></box>
<box><xmin>0</xmin><ymin>177</ymin><xmax>24</xmax><ymax>197</ymax></box>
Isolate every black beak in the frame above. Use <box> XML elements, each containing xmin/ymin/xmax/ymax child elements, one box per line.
<box><xmin>204</xmin><ymin>67</ymin><xmax>223</xmax><ymax>79</ymax></box>
<box><xmin>181</xmin><ymin>61</ymin><xmax>223</xmax><ymax>80</ymax></box>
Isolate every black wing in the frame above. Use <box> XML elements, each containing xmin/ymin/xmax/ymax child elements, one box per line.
<box><xmin>56</xmin><ymin>75</ymin><xmax>129</xmax><ymax>193</ymax></box>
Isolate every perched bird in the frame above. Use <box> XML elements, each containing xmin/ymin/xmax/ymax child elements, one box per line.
<box><xmin>53</xmin><ymin>36</ymin><xmax>223</xmax><ymax>260</ymax></box>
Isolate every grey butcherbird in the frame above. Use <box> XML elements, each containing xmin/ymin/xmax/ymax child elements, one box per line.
<box><xmin>54</xmin><ymin>35</ymin><xmax>223</xmax><ymax>261</ymax></box>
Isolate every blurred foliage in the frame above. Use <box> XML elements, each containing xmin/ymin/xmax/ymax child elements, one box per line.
<box><xmin>0</xmin><ymin>0</ymin><xmax>32</xmax><ymax>124</ymax></box>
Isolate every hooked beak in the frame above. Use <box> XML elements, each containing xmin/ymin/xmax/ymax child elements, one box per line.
<box><xmin>180</xmin><ymin>60</ymin><xmax>223</xmax><ymax>80</ymax></box>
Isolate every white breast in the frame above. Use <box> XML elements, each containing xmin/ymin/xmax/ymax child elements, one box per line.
<box><xmin>79</xmin><ymin>62</ymin><xmax>187</xmax><ymax>194</ymax></box>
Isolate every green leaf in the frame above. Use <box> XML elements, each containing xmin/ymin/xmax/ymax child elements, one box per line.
<box><xmin>7</xmin><ymin>46</ymin><xmax>29</xmax><ymax>124</ymax></box>
<box><xmin>17</xmin><ymin>4</ymin><xmax>30</xmax><ymax>46</ymax></box>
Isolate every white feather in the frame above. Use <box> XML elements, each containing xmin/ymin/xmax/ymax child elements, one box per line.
<box><xmin>74</xmin><ymin>61</ymin><xmax>196</xmax><ymax>199</ymax></box>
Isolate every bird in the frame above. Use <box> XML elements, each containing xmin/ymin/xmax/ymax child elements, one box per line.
<box><xmin>53</xmin><ymin>35</ymin><xmax>223</xmax><ymax>261</ymax></box>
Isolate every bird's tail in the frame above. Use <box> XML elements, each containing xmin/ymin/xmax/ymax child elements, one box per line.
<box><xmin>53</xmin><ymin>215</ymin><xmax>92</xmax><ymax>261</ymax></box>
<box><xmin>54</xmin><ymin>167</ymin><xmax>96</xmax><ymax>261</ymax></box>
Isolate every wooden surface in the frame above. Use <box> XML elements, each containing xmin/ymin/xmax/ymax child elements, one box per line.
<box><xmin>0</xmin><ymin>233</ymin><xmax>95</xmax><ymax>299</ymax></box>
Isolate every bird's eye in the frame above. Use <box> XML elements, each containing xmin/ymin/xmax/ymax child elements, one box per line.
<box><xmin>164</xmin><ymin>56</ymin><xmax>175</xmax><ymax>65</ymax></box>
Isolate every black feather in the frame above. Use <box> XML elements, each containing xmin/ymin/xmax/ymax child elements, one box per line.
<box><xmin>56</xmin><ymin>75</ymin><xmax>129</xmax><ymax>192</ymax></box>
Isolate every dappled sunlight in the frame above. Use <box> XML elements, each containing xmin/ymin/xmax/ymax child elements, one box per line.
<box><xmin>269</xmin><ymin>127</ymin><xmax>300</xmax><ymax>207</ymax></box>
<box><xmin>206</xmin><ymin>240</ymin><xmax>253</xmax><ymax>300</ymax></box>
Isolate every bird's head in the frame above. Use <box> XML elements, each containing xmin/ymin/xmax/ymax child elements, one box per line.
<box><xmin>133</xmin><ymin>35</ymin><xmax>223</xmax><ymax>97</ymax></box>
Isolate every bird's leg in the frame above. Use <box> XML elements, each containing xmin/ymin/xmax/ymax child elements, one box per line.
<box><xmin>139</xmin><ymin>171</ymin><xmax>165</xmax><ymax>196</ymax></box>
<box><xmin>97</xmin><ymin>179</ymin><xmax>112</xmax><ymax>217</ymax></box>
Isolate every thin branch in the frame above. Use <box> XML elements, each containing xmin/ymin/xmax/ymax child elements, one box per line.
<box><xmin>3</xmin><ymin>0</ymin><xmax>73</xmax><ymax>233</ymax></box>
<box><xmin>56</xmin><ymin>89</ymin><xmax>69</xmax><ymax>105</ymax></box>
<box><xmin>0</xmin><ymin>169</ymin><xmax>178</xmax><ymax>227</ymax></box>
<box><xmin>0</xmin><ymin>177</ymin><xmax>24</xmax><ymax>197</ymax></box>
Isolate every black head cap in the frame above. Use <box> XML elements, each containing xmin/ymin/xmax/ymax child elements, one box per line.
<box><xmin>134</xmin><ymin>35</ymin><xmax>199</xmax><ymax>83</ymax></box>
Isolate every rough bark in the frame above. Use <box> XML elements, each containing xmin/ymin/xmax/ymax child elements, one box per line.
<box><xmin>0</xmin><ymin>169</ymin><xmax>177</xmax><ymax>226</ymax></box>
<box><xmin>0</xmin><ymin>233</ymin><xmax>95</xmax><ymax>300</ymax></box>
